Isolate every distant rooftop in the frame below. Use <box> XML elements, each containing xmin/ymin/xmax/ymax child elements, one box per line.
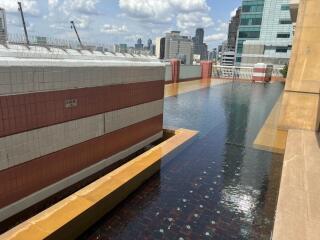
<box><xmin>0</xmin><ymin>34</ymin><xmax>160</xmax><ymax>65</ymax></box>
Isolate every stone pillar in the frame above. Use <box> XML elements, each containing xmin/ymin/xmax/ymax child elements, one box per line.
<box><xmin>201</xmin><ymin>61</ymin><xmax>213</xmax><ymax>80</ymax></box>
<box><xmin>279</xmin><ymin>0</ymin><xmax>320</xmax><ymax>131</ymax></box>
<box><xmin>171</xmin><ymin>59</ymin><xmax>180</xmax><ymax>83</ymax></box>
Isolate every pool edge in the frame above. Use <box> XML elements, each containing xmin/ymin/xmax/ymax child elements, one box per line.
<box><xmin>0</xmin><ymin>128</ymin><xmax>198</xmax><ymax>240</ymax></box>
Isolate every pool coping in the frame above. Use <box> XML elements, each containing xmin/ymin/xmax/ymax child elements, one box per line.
<box><xmin>253</xmin><ymin>94</ymin><xmax>288</xmax><ymax>154</ymax></box>
<box><xmin>0</xmin><ymin>128</ymin><xmax>198</xmax><ymax>240</ymax></box>
<box><xmin>272</xmin><ymin>129</ymin><xmax>320</xmax><ymax>240</ymax></box>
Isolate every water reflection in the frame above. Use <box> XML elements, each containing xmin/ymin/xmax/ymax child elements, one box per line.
<box><xmin>80</xmin><ymin>82</ymin><xmax>284</xmax><ymax>240</ymax></box>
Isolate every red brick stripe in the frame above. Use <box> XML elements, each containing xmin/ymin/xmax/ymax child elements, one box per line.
<box><xmin>0</xmin><ymin>115</ymin><xmax>163</xmax><ymax>208</ymax></box>
<box><xmin>0</xmin><ymin>81</ymin><xmax>164</xmax><ymax>138</ymax></box>
<box><xmin>253</xmin><ymin>68</ymin><xmax>267</xmax><ymax>73</ymax></box>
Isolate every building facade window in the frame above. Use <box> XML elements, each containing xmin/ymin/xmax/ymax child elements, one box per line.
<box><xmin>279</xmin><ymin>19</ymin><xmax>292</xmax><ymax>24</ymax></box>
<box><xmin>239</xmin><ymin>31</ymin><xmax>260</xmax><ymax>38</ymax></box>
<box><xmin>281</xmin><ymin>4</ymin><xmax>290</xmax><ymax>10</ymax></box>
<box><xmin>276</xmin><ymin>47</ymin><xmax>288</xmax><ymax>53</ymax></box>
<box><xmin>277</xmin><ymin>33</ymin><xmax>290</xmax><ymax>38</ymax></box>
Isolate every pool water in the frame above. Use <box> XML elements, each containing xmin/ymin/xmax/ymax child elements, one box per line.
<box><xmin>80</xmin><ymin>82</ymin><xmax>284</xmax><ymax>240</ymax></box>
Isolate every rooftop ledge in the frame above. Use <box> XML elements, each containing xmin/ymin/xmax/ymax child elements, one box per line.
<box><xmin>0</xmin><ymin>128</ymin><xmax>198</xmax><ymax>240</ymax></box>
<box><xmin>272</xmin><ymin>129</ymin><xmax>320</xmax><ymax>240</ymax></box>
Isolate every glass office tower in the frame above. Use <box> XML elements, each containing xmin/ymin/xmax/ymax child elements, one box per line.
<box><xmin>236</xmin><ymin>0</ymin><xmax>293</xmax><ymax>66</ymax></box>
<box><xmin>236</xmin><ymin>0</ymin><xmax>265</xmax><ymax>64</ymax></box>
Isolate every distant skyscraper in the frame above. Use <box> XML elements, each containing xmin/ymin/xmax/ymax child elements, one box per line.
<box><xmin>155</xmin><ymin>37</ymin><xmax>165</xmax><ymax>59</ymax></box>
<box><xmin>209</xmin><ymin>48</ymin><xmax>218</xmax><ymax>61</ymax></box>
<box><xmin>135</xmin><ymin>38</ymin><xmax>143</xmax><ymax>50</ymax></box>
<box><xmin>227</xmin><ymin>7</ymin><xmax>241</xmax><ymax>51</ymax></box>
<box><xmin>147</xmin><ymin>39</ymin><xmax>152</xmax><ymax>50</ymax></box>
<box><xmin>119</xmin><ymin>44</ymin><xmax>128</xmax><ymax>53</ymax></box>
<box><xmin>0</xmin><ymin>8</ymin><xmax>7</xmax><ymax>44</ymax></box>
<box><xmin>236</xmin><ymin>0</ymin><xmax>293</xmax><ymax>66</ymax></box>
<box><xmin>192</xmin><ymin>28</ymin><xmax>208</xmax><ymax>60</ymax></box>
<box><xmin>195</xmin><ymin>28</ymin><xmax>204</xmax><ymax>44</ymax></box>
<box><xmin>113</xmin><ymin>44</ymin><xmax>120</xmax><ymax>53</ymax></box>
<box><xmin>164</xmin><ymin>31</ymin><xmax>193</xmax><ymax>65</ymax></box>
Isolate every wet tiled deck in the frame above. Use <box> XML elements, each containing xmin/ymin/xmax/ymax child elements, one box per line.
<box><xmin>80</xmin><ymin>81</ymin><xmax>284</xmax><ymax>239</ymax></box>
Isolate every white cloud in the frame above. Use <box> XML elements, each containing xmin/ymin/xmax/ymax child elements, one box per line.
<box><xmin>73</xmin><ymin>15</ymin><xmax>91</xmax><ymax>29</ymax></box>
<box><xmin>59</xmin><ymin>0</ymin><xmax>100</xmax><ymax>15</ymax></box>
<box><xmin>101</xmin><ymin>24</ymin><xmax>128</xmax><ymax>34</ymax></box>
<box><xmin>119</xmin><ymin>0</ymin><xmax>172</xmax><ymax>23</ymax></box>
<box><xmin>0</xmin><ymin>0</ymin><xmax>40</xmax><ymax>16</ymax></box>
<box><xmin>50</xmin><ymin>15</ymin><xmax>90</xmax><ymax>30</ymax></box>
<box><xmin>170</xmin><ymin>0</ymin><xmax>210</xmax><ymax>12</ymax></box>
<box><xmin>47</xmin><ymin>0</ymin><xmax>99</xmax><ymax>33</ymax></box>
<box><xmin>119</xmin><ymin>0</ymin><xmax>211</xmax><ymax>24</ymax></box>
<box><xmin>204</xmin><ymin>33</ymin><xmax>227</xmax><ymax>42</ymax></box>
<box><xmin>48</xmin><ymin>0</ymin><xmax>59</xmax><ymax>9</ymax></box>
<box><xmin>230</xmin><ymin>8</ymin><xmax>237</xmax><ymax>18</ymax></box>
<box><xmin>177</xmin><ymin>12</ymin><xmax>213</xmax><ymax>30</ymax></box>
<box><xmin>215</xmin><ymin>21</ymin><xmax>228</xmax><ymax>32</ymax></box>
<box><xmin>124</xmin><ymin>34</ymin><xmax>144</xmax><ymax>42</ymax></box>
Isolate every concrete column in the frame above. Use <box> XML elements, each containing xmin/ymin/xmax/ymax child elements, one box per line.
<box><xmin>279</xmin><ymin>0</ymin><xmax>320</xmax><ymax>131</ymax></box>
<box><xmin>171</xmin><ymin>59</ymin><xmax>180</xmax><ymax>83</ymax></box>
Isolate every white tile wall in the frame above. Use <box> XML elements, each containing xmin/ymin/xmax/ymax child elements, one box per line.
<box><xmin>0</xmin><ymin>131</ymin><xmax>163</xmax><ymax>222</ymax></box>
<box><xmin>0</xmin><ymin>100</ymin><xmax>164</xmax><ymax>171</ymax></box>
<box><xmin>0</xmin><ymin>66</ymin><xmax>165</xmax><ymax>95</ymax></box>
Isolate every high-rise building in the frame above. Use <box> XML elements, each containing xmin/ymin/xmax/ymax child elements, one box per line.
<box><xmin>227</xmin><ymin>7</ymin><xmax>241</xmax><ymax>51</ymax></box>
<box><xmin>209</xmin><ymin>48</ymin><xmax>218</xmax><ymax>61</ymax></box>
<box><xmin>221</xmin><ymin>51</ymin><xmax>236</xmax><ymax>66</ymax></box>
<box><xmin>135</xmin><ymin>38</ymin><xmax>143</xmax><ymax>50</ymax></box>
<box><xmin>113</xmin><ymin>44</ymin><xmax>120</xmax><ymax>53</ymax></box>
<box><xmin>0</xmin><ymin>8</ymin><xmax>7</xmax><ymax>44</ymax></box>
<box><xmin>220</xmin><ymin>7</ymin><xmax>242</xmax><ymax>67</ymax></box>
<box><xmin>192</xmin><ymin>28</ymin><xmax>208</xmax><ymax>60</ymax></box>
<box><xmin>236</xmin><ymin>0</ymin><xmax>265</xmax><ymax>63</ymax></box>
<box><xmin>155</xmin><ymin>37</ymin><xmax>165</xmax><ymax>59</ymax></box>
<box><xmin>119</xmin><ymin>44</ymin><xmax>128</xmax><ymax>53</ymax></box>
<box><xmin>236</xmin><ymin>0</ymin><xmax>293</xmax><ymax>66</ymax></box>
<box><xmin>147</xmin><ymin>39</ymin><xmax>152</xmax><ymax>50</ymax></box>
<box><xmin>164</xmin><ymin>31</ymin><xmax>193</xmax><ymax>65</ymax></box>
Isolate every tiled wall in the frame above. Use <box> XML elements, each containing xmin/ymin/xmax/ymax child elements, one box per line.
<box><xmin>0</xmin><ymin>115</ymin><xmax>163</xmax><ymax>209</ymax></box>
<box><xmin>0</xmin><ymin>100</ymin><xmax>163</xmax><ymax>171</ymax></box>
<box><xmin>0</xmin><ymin>81</ymin><xmax>163</xmax><ymax>137</ymax></box>
<box><xmin>179</xmin><ymin>65</ymin><xmax>201</xmax><ymax>80</ymax></box>
<box><xmin>0</xmin><ymin>62</ymin><xmax>165</xmax><ymax>216</ymax></box>
<box><xmin>0</xmin><ymin>66</ymin><xmax>163</xmax><ymax>95</ymax></box>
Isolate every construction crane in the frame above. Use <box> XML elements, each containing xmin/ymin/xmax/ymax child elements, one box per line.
<box><xmin>18</xmin><ymin>2</ymin><xmax>29</xmax><ymax>45</ymax></box>
<box><xmin>70</xmin><ymin>21</ymin><xmax>83</xmax><ymax>49</ymax></box>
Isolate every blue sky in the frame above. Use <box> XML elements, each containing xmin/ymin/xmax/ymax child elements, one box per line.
<box><xmin>1</xmin><ymin>0</ymin><xmax>242</xmax><ymax>49</ymax></box>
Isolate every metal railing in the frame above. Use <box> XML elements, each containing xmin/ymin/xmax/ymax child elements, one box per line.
<box><xmin>7</xmin><ymin>33</ymin><xmax>113</xmax><ymax>52</ymax></box>
<box><xmin>212</xmin><ymin>65</ymin><xmax>285</xmax><ymax>81</ymax></box>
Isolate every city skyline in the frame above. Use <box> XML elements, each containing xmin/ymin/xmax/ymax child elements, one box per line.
<box><xmin>0</xmin><ymin>0</ymin><xmax>241</xmax><ymax>48</ymax></box>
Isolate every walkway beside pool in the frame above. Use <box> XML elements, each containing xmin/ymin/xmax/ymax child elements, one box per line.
<box><xmin>273</xmin><ymin>129</ymin><xmax>320</xmax><ymax>240</ymax></box>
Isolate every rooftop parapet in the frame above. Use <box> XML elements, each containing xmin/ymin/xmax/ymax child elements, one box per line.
<box><xmin>0</xmin><ymin>43</ymin><xmax>162</xmax><ymax>67</ymax></box>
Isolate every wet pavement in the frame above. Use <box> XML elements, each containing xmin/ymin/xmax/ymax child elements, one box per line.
<box><xmin>80</xmin><ymin>82</ymin><xmax>284</xmax><ymax>240</ymax></box>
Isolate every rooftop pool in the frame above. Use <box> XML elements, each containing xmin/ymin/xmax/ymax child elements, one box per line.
<box><xmin>80</xmin><ymin>81</ymin><xmax>284</xmax><ymax>239</ymax></box>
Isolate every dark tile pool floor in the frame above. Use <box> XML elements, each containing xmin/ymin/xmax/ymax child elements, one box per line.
<box><xmin>80</xmin><ymin>82</ymin><xmax>284</xmax><ymax>240</ymax></box>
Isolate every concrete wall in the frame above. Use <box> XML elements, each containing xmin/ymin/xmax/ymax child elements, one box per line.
<box><xmin>179</xmin><ymin>65</ymin><xmax>201</xmax><ymax>80</ymax></box>
<box><xmin>165</xmin><ymin>64</ymin><xmax>202</xmax><ymax>83</ymax></box>
<box><xmin>165</xmin><ymin>64</ymin><xmax>172</xmax><ymax>82</ymax></box>
<box><xmin>279</xmin><ymin>0</ymin><xmax>320</xmax><ymax>131</ymax></box>
<box><xmin>0</xmin><ymin>55</ymin><xmax>165</xmax><ymax>221</ymax></box>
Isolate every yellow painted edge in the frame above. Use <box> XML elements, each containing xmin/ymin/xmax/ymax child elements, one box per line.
<box><xmin>0</xmin><ymin>128</ymin><xmax>198</xmax><ymax>240</ymax></box>
<box><xmin>253</xmin><ymin>94</ymin><xmax>288</xmax><ymax>154</ymax></box>
<box><xmin>165</xmin><ymin>79</ymin><xmax>230</xmax><ymax>97</ymax></box>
